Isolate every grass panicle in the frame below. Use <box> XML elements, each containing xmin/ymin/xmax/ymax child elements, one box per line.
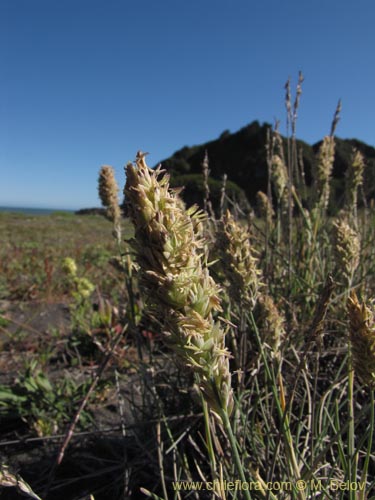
<box><xmin>256</xmin><ymin>190</ymin><xmax>274</xmax><ymax>227</ymax></box>
<box><xmin>314</xmin><ymin>135</ymin><xmax>335</xmax><ymax>213</ymax></box>
<box><xmin>124</xmin><ymin>151</ymin><xmax>233</xmax><ymax>418</ymax></box>
<box><xmin>256</xmin><ymin>293</ymin><xmax>285</xmax><ymax>356</ymax></box>
<box><xmin>332</xmin><ymin>216</ymin><xmax>360</xmax><ymax>288</ymax></box>
<box><xmin>215</xmin><ymin>209</ymin><xmax>262</xmax><ymax>309</ymax></box>
<box><xmin>271</xmin><ymin>153</ymin><xmax>288</xmax><ymax>211</ymax></box>
<box><xmin>347</xmin><ymin>292</ymin><xmax>375</xmax><ymax>389</ymax></box>
<box><xmin>345</xmin><ymin>149</ymin><xmax>365</xmax><ymax>218</ymax></box>
<box><xmin>98</xmin><ymin>164</ymin><xmax>122</xmax><ymax>240</ymax></box>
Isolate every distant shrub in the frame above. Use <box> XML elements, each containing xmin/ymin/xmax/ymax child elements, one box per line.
<box><xmin>163</xmin><ymin>157</ymin><xmax>191</xmax><ymax>175</ymax></box>
<box><xmin>51</xmin><ymin>210</ymin><xmax>74</xmax><ymax>217</ymax></box>
<box><xmin>169</xmin><ymin>173</ymin><xmax>250</xmax><ymax>214</ymax></box>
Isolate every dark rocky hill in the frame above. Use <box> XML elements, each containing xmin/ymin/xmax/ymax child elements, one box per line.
<box><xmin>156</xmin><ymin>121</ymin><xmax>375</xmax><ymax>211</ymax></box>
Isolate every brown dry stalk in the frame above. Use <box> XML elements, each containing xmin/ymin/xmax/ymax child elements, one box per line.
<box><xmin>330</xmin><ymin>99</ymin><xmax>342</xmax><ymax>138</ymax></box>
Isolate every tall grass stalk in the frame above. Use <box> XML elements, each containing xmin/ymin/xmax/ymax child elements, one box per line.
<box><xmin>124</xmin><ymin>152</ymin><xmax>261</xmax><ymax>497</ymax></box>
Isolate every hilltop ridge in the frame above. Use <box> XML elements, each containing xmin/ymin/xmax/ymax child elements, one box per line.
<box><xmin>156</xmin><ymin>121</ymin><xmax>375</xmax><ymax>211</ymax></box>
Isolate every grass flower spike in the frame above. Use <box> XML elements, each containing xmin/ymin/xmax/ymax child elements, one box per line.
<box><xmin>215</xmin><ymin>210</ymin><xmax>262</xmax><ymax>308</ymax></box>
<box><xmin>332</xmin><ymin>216</ymin><xmax>360</xmax><ymax>287</ymax></box>
<box><xmin>124</xmin><ymin>152</ymin><xmax>233</xmax><ymax>418</ymax></box>
<box><xmin>271</xmin><ymin>154</ymin><xmax>288</xmax><ymax>208</ymax></box>
<box><xmin>315</xmin><ymin>136</ymin><xmax>335</xmax><ymax>212</ymax></box>
<box><xmin>345</xmin><ymin>149</ymin><xmax>365</xmax><ymax>217</ymax></box>
<box><xmin>347</xmin><ymin>292</ymin><xmax>375</xmax><ymax>389</ymax></box>
<box><xmin>98</xmin><ymin>165</ymin><xmax>122</xmax><ymax>240</ymax></box>
<box><xmin>256</xmin><ymin>293</ymin><xmax>285</xmax><ymax>356</ymax></box>
<box><xmin>256</xmin><ymin>190</ymin><xmax>274</xmax><ymax>226</ymax></box>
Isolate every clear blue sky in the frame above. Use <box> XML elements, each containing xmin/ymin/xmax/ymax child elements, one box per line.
<box><xmin>1</xmin><ymin>0</ymin><xmax>374</xmax><ymax>209</ymax></box>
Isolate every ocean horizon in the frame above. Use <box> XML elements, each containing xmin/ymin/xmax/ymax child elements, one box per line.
<box><xmin>0</xmin><ymin>206</ymin><xmax>76</xmax><ymax>215</ymax></box>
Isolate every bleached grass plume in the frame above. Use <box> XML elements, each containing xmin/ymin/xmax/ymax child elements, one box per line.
<box><xmin>271</xmin><ymin>131</ymin><xmax>290</xmax><ymax>215</ymax></box>
<box><xmin>345</xmin><ymin>149</ymin><xmax>365</xmax><ymax>216</ymax></box>
<box><xmin>256</xmin><ymin>294</ymin><xmax>285</xmax><ymax>356</ymax></box>
<box><xmin>315</xmin><ymin>136</ymin><xmax>335</xmax><ymax>212</ymax></box>
<box><xmin>98</xmin><ymin>165</ymin><xmax>122</xmax><ymax>240</ymax></box>
<box><xmin>256</xmin><ymin>191</ymin><xmax>274</xmax><ymax>226</ymax></box>
<box><xmin>347</xmin><ymin>292</ymin><xmax>375</xmax><ymax>389</ymax></box>
<box><xmin>272</xmin><ymin>154</ymin><xmax>288</xmax><ymax>206</ymax></box>
<box><xmin>332</xmin><ymin>216</ymin><xmax>360</xmax><ymax>287</ymax></box>
<box><xmin>215</xmin><ymin>210</ymin><xmax>262</xmax><ymax>308</ymax></box>
<box><xmin>124</xmin><ymin>152</ymin><xmax>233</xmax><ymax>418</ymax></box>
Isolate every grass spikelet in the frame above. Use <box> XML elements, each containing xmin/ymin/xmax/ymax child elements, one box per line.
<box><xmin>202</xmin><ymin>150</ymin><xmax>211</xmax><ymax>215</ymax></box>
<box><xmin>271</xmin><ymin>131</ymin><xmax>292</xmax><ymax>217</ymax></box>
<box><xmin>345</xmin><ymin>149</ymin><xmax>365</xmax><ymax>217</ymax></box>
<box><xmin>256</xmin><ymin>190</ymin><xmax>274</xmax><ymax>226</ymax></box>
<box><xmin>332</xmin><ymin>216</ymin><xmax>360</xmax><ymax>287</ymax></box>
<box><xmin>215</xmin><ymin>210</ymin><xmax>262</xmax><ymax>308</ymax></box>
<box><xmin>98</xmin><ymin>165</ymin><xmax>121</xmax><ymax>239</ymax></box>
<box><xmin>271</xmin><ymin>154</ymin><xmax>288</xmax><ymax>207</ymax></box>
<box><xmin>219</xmin><ymin>173</ymin><xmax>228</xmax><ymax>219</ymax></box>
<box><xmin>347</xmin><ymin>292</ymin><xmax>375</xmax><ymax>389</ymax></box>
<box><xmin>124</xmin><ymin>151</ymin><xmax>233</xmax><ymax>418</ymax></box>
<box><xmin>315</xmin><ymin>136</ymin><xmax>335</xmax><ymax>212</ymax></box>
<box><xmin>256</xmin><ymin>293</ymin><xmax>285</xmax><ymax>355</ymax></box>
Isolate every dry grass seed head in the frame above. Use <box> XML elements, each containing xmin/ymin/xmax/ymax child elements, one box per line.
<box><xmin>332</xmin><ymin>216</ymin><xmax>360</xmax><ymax>285</ymax></box>
<box><xmin>256</xmin><ymin>294</ymin><xmax>285</xmax><ymax>355</ymax></box>
<box><xmin>256</xmin><ymin>191</ymin><xmax>274</xmax><ymax>226</ymax></box>
<box><xmin>345</xmin><ymin>149</ymin><xmax>365</xmax><ymax>213</ymax></box>
<box><xmin>216</xmin><ymin>210</ymin><xmax>262</xmax><ymax>308</ymax></box>
<box><xmin>315</xmin><ymin>136</ymin><xmax>335</xmax><ymax>212</ymax></box>
<box><xmin>347</xmin><ymin>292</ymin><xmax>375</xmax><ymax>389</ymax></box>
<box><xmin>98</xmin><ymin>165</ymin><xmax>121</xmax><ymax>227</ymax></box>
<box><xmin>124</xmin><ymin>151</ymin><xmax>233</xmax><ymax>417</ymax></box>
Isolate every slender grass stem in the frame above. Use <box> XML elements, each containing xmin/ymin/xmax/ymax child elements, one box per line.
<box><xmin>347</xmin><ymin>352</ymin><xmax>356</xmax><ymax>500</ymax></box>
<box><xmin>218</xmin><ymin>407</ymin><xmax>252</xmax><ymax>500</ymax></box>
<box><xmin>359</xmin><ymin>389</ymin><xmax>374</xmax><ymax>500</ymax></box>
<box><xmin>202</xmin><ymin>397</ymin><xmax>218</xmax><ymax>486</ymax></box>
